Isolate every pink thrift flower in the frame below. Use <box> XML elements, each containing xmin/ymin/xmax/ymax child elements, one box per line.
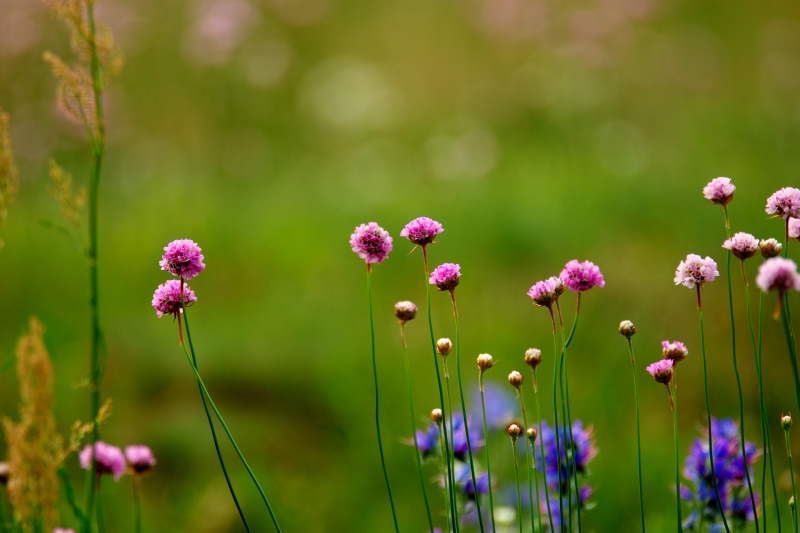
<box><xmin>662</xmin><ymin>340</ymin><xmax>688</xmax><ymax>364</ymax></box>
<box><xmin>722</xmin><ymin>232</ymin><xmax>759</xmax><ymax>261</ymax></box>
<box><xmin>350</xmin><ymin>222</ymin><xmax>392</xmax><ymax>264</ymax></box>
<box><xmin>125</xmin><ymin>445</ymin><xmax>157</xmax><ymax>474</ymax></box>
<box><xmin>760</xmin><ymin>238</ymin><xmax>783</xmax><ymax>259</ymax></box>
<box><xmin>79</xmin><ymin>442</ymin><xmax>126</xmax><ymax>481</ymax></box>
<box><xmin>766</xmin><ymin>187</ymin><xmax>800</xmax><ymax>220</ymax></box>
<box><xmin>756</xmin><ymin>257</ymin><xmax>800</xmax><ymax>293</ymax></box>
<box><xmin>703</xmin><ymin>177</ymin><xmax>735</xmax><ymax>206</ymax></box>
<box><xmin>152</xmin><ymin>279</ymin><xmax>197</xmax><ymax>318</ymax></box>
<box><xmin>430</xmin><ymin>263</ymin><xmax>461</xmax><ymax>291</ymax></box>
<box><xmin>160</xmin><ymin>239</ymin><xmax>206</xmax><ymax>280</ymax></box>
<box><xmin>560</xmin><ymin>260</ymin><xmax>605</xmax><ymax>292</ymax></box>
<box><xmin>790</xmin><ymin>218</ymin><xmax>800</xmax><ymax>241</ymax></box>
<box><xmin>674</xmin><ymin>254</ymin><xmax>719</xmax><ymax>288</ymax></box>
<box><xmin>400</xmin><ymin>217</ymin><xmax>443</xmax><ymax>246</ymax></box>
<box><xmin>646</xmin><ymin>359</ymin><xmax>674</xmax><ymax>385</ymax></box>
<box><xmin>527</xmin><ymin>276</ymin><xmax>565</xmax><ymax>308</ymax></box>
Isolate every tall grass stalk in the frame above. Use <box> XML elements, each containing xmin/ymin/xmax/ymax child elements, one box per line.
<box><xmin>511</xmin><ymin>434</ymin><xmax>523</xmax><ymax>533</ymax></box>
<box><xmin>670</xmin><ymin>385</ymin><xmax>681</xmax><ymax>533</ymax></box>
<box><xmin>782</xmin><ymin>291</ymin><xmax>800</xmax><ymax>412</ymax></box>
<box><xmin>548</xmin><ymin>307</ymin><xmax>565</xmax><ymax>532</ymax></box>
<box><xmin>132</xmin><ymin>475</ymin><xmax>142</xmax><ymax>533</ymax></box>
<box><xmin>478</xmin><ymin>372</ymin><xmax>497</xmax><ymax>533</ymax></box>
<box><xmin>443</xmin><ymin>357</ymin><xmax>460</xmax><ymax>533</ymax></box>
<box><xmin>759</xmin><ymin>290</ymin><xmax>783</xmax><ymax>531</ymax></box>
<box><xmin>532</xmin><ymin>367</ymin><xmax>554</xmax><ymax>530</ymax></box>
<box><xmin>557</xmin><ymin>299</ymin><xmax>581</xmax><ymax>532</ymax></box>
<box><xmin>516</xmin><ymin>387</ymin><xmax>536</xmax><ymax>533</ymax></box>
<box><xmin>625</xmin><ymin>337</ymin><xmax>646</xmax><ymax>533</ymax></box>
<box><xmin>784</xmin><ymin>418</ymin><xmax>798</xmax><ymax>533</ymax></box>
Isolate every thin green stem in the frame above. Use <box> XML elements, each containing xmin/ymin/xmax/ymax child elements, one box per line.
<box><xmin>671</xmin><ymin>386</ymin><xmax>682</xmax><ymax>533</ymax></box>
<box><xmin>479</xmin><ymin>374</ymin><xmax>498</xmax><ymax>533</ymax></box>
<box><xmin>96</xmin><ymin>477</ymin><xmax>105</xmax><ymax>533</ymax></box>
<box><xmin>627</xmin><ymin>339</ymin><xmax>646</xmax><ymax>533</ymax></box>
<box><xmin>760</xmin><ymin>290</ymin><xmax>783</xmax><ymax>531</ymax></box>
<box><xmin>0</xmin><ymin>487</ymin><xmax>7</xmax><ymax>533</ymax></box>
<box><xmin>786</xmin><ymin>429</ymin><xmax>798</xmax><ymax>533</ymax></box>
<box><xmin>179</xmin><ymin>342</ymin><xmax>282</xmax><ymax>531</ymax></box>
<box><xmin>438</xmin><ymin>422</ymin><xmax>454</xmax><ymax>533</ymax></box>
<box><xmin>182</xmin><ymin>294</ymin><xmax>252</xmax><ymax>531</ymax></box>
<box><xmin>367</xmin><ymin>271</ymin><xmax>400</xmax><ymax>533</ymax></box>
<box><xmin>402</xmin><ymin>324</ymin><xmax>435</xmax><ymax>532</ymax></box>
<box><xmin>557</xmin><ymin>301</ymin><xmax>581</xmax><ymax>533</ymax></box>
<box><xmin>698</xmin><ymin>297</ymin><xmax>731</xmax><ymax>533</ymax></box>
<box><xmin>782</xmin><ymin>292</ymin><xmax>800</xmax><ymax>412</ymax></box>
<box><xmin>512</xmin><ymin>437</ymin><xmax>523</xmax><ymax>533</ymax></box>
<box><xmin>444</xmin><ymin>359</ymin><xmax>461</xmax><ymax>533</ymax></box>
<box><xmin>518</xmin><ymin>388</ymin><xmax>536</xmax><ymax>533</ymax></box>
<box><xmin>133</xmin><ymin>475</ymin><xmax>142</xmax><ymax>533</ymax></box>
<box><xmin>533</xmin><ymin>369</ymin><xmax>554</xmax><ymax>530</ymax></box>
<box><xmin>558</xmin><ymin>347</ymin><xmax>572</xmax><ymax>533</ymax></box>
<box><xmin>452</xmin><ymin>302</ymin><xmax>486</xmax><ymax>532</ymax></box>
<box><xmin>550</xmin><ymin>315</ymin><xmax>565</xmax><ymax>532</ymax></box>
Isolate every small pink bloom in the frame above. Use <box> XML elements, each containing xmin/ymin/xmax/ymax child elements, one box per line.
<box><xmin>646</xmin><ymin>359</ymin><xmax>674</xmax><ymax>385</ymax></box>
<box><xmin>400</xmin><ymin>217</ymin><xmax>444</xmax><ymax>246</ymax></box>
<box><xmin>756</xmin><ymin>257</ymin><xmax>800</xmax><ymax>293</ymax></box>
<box><xmin>160</xmin><ymin>239</ymin><xmax>206</xmax><ymax>280</ymax></box>
<box><xmin>703</xmin><ymin>177</ymin><xmax>735</xmax><ymax>206</ymax></box>
<box><xmin>430</xmin><ymin>263</ymin><xmax>460</xmax><ymax>291</ymax></box>
<box><xmin>722</xmin><ymin>232</ymin><xmax>759</xmax><ymax>261</ymax></box>
<box><xmin>152</xmin><ymin>279</ymin><xmax>197</xmax><ymax>318</ymax></box>
<box><xmin>766</xmin><ymin>188</ymin><xmax>800</xmax><ymax>220</ymax></box>
<box><xmin>350</xmin><ymin>222</ymin><xmax>392</xmax><ymax>265</ymax></box>
<box><xmin>674</xmin><ymin>254</ymin><xmax>719</xmax><ymax>288</ymax></box>
<box><xmin>560</xmin><ymin>260</ymin><xmax>604</xmax><ymax>293</ymax></box>
<box><xmin>661</xmin><ymin>340</ymin><xmax>688</xmax><ymax>364</ymax></box>
<box><xmin>527</xmin><ymin>277</ymin><xmax>565</xmax><ymax>308</ymax></box>
<box><xmin>789</xmin><ymin>218</ymin><xmax>800</xmax><ymax>241</ymax></box>
<box><xmin>79</xmin><ymin>442</ymin><xmax>126</xmax><ymax>481</ymax></box>
<box><xmin>125</xmin><ymin>445</ymin><xmax>157</xmax><ymax>474</ymax></box>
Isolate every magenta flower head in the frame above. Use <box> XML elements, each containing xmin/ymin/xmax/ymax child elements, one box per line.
<box><xmin>703</xmin><ymin>177</ymin><xmax>735</xmax><ymax>207</ymax></box>
<box><xmin>756</xmin><ymin>257</ymin><xmax>800</xmax><ymax>293</ymax></box>
<box><xmin>674</xmin><ymin>254</ymin><xmax>719</xmax><ymax>289</ymax></box>
<box><xmin>527</xmin><ymin>276</ymin><xmax>565</xmax><ymax>308</ymax></box>
<box><xmin>79</xmin><ymin>441</ymin><xmax>126</xmax><ymax>481</ymax></box>
<box><xmin>790</xmin><ymin>218</ymin><xmax>800</xmax><ymax>241</ymax></box>
<box><xmin>646</xmin><ymin>359</ymin><xmax>674</xmax><ymax>385</ymax></box>
<box><xmin>766</xmin><ymin>187</ymin><xmax>800</xmax><ymax>220</ymax></box>
<box><xmin>152</xmin><ymin>279</ymin><xmax>197</xmax><ymax>318</ymax></box>
<box><xmin>394</xmin><ymin>301</ymin><xmax>418</xmax><ymax>322</ymax></box>
<box><xmin>722</xmin><ymin>232</ymin><xmax>759</xmax><ymax>261</ymax></box>
<box><xmin>560</xmin><ymin>260</ymin><xmax>605</xmax><ymax>293</ymax></box>
<box><xmin>160</xmin><ymin>239</ymin><xmax>205</xmax><ymax>280</ymax></box>
<box><xmin>350</xmin><ymin>222</ymin><xmax>392</xmax><ymax>265</ymax></box>
<box><xmin>400</xmin><ymin>217</ymin><xmax>443</xmax><ymax>246</ymax></box>
<box><xmin>125</xmin><ymin>445</ymin><xmax>156</xmax><ymax>474</ymax></box>
<box><xmin>662</xmin><ymin>340</ymin><xmax>688</xmax><ymax>364</ymax></box>
<box><xmin>430</xmin><ymin>263</ymin><xmax>461</xmax><ymax>291</ymax></box>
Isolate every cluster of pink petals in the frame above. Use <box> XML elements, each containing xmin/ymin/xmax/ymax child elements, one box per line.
<box><xmin>760</xmin><ymin>238</ymin><xmax>783</xmax><ymax>258</ymax></box>
<box><xmin>79</xmin><ymin>441</ymin><xmax>127</xmax><ymax>481</ymax></box>
<box><xmin>160</xmin><ymin>239</ymin><xmax>206</xmax><ymax>280</ymax></box>
<box><xmin>674</xmin><ymin>254</ymin><xmax>719</xmax><ymax>289</ymax></box>
<box><xmin>429</xmin><ymin>263</ymin><xmax>461</xmax><ymax>291</ymax></box>
<box><xmin>527</xmin><ymin>276</ymin><xmax>565</xmax><ymax>308</ymax></box>
<box><xmin>790</xmin><ymin>218</ymin><xmax>800</xmax><ymax>241</ymax></box>
<box><xmin>661</xmin><ymin>340</ymin><xmax>688</xmax><ymax>364</ymax></box>
<box><xmin>703</xmin><ymin>177</ymin><xmax>735</xmax><ymax>206</ymax></box>
<box><xmin>350</xmin><ymin>222</ymin><xmax>393</xmax><ymax>264</ymax></box>
<box><xmin>756</xmin><ymin>257</ymin><xmax>800</xmax><ymax>293</ymax></box>
<box><xmin>125</xmin><ymin>445</ymin><xmax>157</xmax><ymax>473</ymax></box>
<box><xmin>646</xmin><ymin>359</ymin><xmax>674</xmax><ymax>385</ymax></box>
<box><xmin>400</xmin><ymin>217</ymin><xmax>443</xmax><ymax>246</ymax></box>
<box><xmin>722</xmin><ymin>232</ymin><xmax>759</xmax><ymax>261</ymax></box>
<box><xmin>766</xmin><ymin>187</ymin><xmax>800</xmax><ymax>220</ymax></box>
<box><xmin>560</xmin><ymin>260</ymin><xmax>605</xmax><ymax>293</ymax></box>
<box><xmin>152</xmin><ymin>279</ymin><xmax>197</xmax><ymax>318</ymax></box>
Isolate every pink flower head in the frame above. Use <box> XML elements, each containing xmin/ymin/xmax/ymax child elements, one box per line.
<box><xmin>400</xmin><ymin>217</ymin><xmax>443</xmax><ymax>246</ymax></box>
<box><xmin>159</xmin><ymin>239</ymin><xmax>205</xmax><ymax>280</ymax></box>
<box><xmin>756</xmin><ymin>257</ymin><xmax>800</xmax><ymax>293</ymax></box>
<box><xmin>54</xmin><ymin>529</ymin><xmax>76</xmax><ymax>533</ymax></box>
<box><xmin>790</xmin><ymin>218</ymin><xmax>800</xmax><ymax>241</ymax></box>
<box><xmin>674</xmin><ymin>254</ymin><xmax>719</xmax><ymax>289</ymax></box>
<box><xmin>722</xmin><ymin>232</ymin><xmax>759</xmax><ymax>261</ymax></box>
<box><xmin>527</xmin><ymin>276</ymin><xmax>565</xmax><ymax>308</ymax></box>
<box><xmin>661</xmin><ymin>340</ymin><xmax>688</xmax><ymax>364</ymax></box>
<box><xmin>350</xmin><ymin>222</ymin><xmax>392</xmax><ymax>265</ymax></box>
<box><xmin>430</xmin><ymin>263</ymin><xmax>460</xmax><ymax>291</ymax></box>
<box><xmin>152</xmin><ymin>279</ymin><xmax>197</xmax><ymax>318</ymax></box>
<box><xmin>79</xmin><ymin>442</ymin><xmax>126</xmax><ymax>481</ymax></box>
<box><xmin>766</xmin><ymin>187</ymin><xmax>800</xmax><ymax>220</ymax></box>
<box><xmin>125</xmin><ymin>445</ymin><xmax>157</xmax><ymax>474</ymax></box>
<box><xmin>560</xmin><ymin>260</ymin><xmax>605</xmax><ymax>293</ymax></box>
<box><xmin>646</xmin><ymin>359</ymin><xmax>674</xmax><ymax>385</ymax></box>
<box><xmin>703</xmin><ymin>177</ymin><xmax>735</xmax><ymax>207</ymax></box>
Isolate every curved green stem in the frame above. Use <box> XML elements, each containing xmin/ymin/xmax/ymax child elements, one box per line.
<box><xmin>781</xmin><ymin>292</ymin><xmax>800</xmax><ymax>412</ymax></box>
<box><xmin>438</xmin><ymin>421</ymin><xmax>454</xmax><ymax>533</ymax></box>
<box><xmin>533</xmin><ymin>369</ymin><xmax>554</xmax><ymax>530</ymax></box>
<box><xmin>760</xmin><ymin>289</ymin><xmax>784</xmax><ymax>532</ymax></box>
<box><xmin>786</xmin><ymin>428</ymin><xmax>798</xmax><ymax>533</ymax></box>
<box><xmin>512</xmin><ymin>437</ymin><xmax>523</xmax><ymax>533</ymax></box>
<box><xmin>627</xmin><ymin>339</ymin><xmax>646</xmax><ymax>533</ymax></box>
<box><xmin>96</xmin><ymin>476</ymin><xmax>105</xmax><ymax>533</ymax></box>
<box><xmin>557</xmin><ymin>301</ymin><xmax>581</xmax><ymax>533</ymax></box>
<box><xmin>444</xmin><ymin>358</ymin><xmax>460</xmax><ymax>533</ymax></box>
<box><xmin>479</xmin><ymin>374</ymin><xmax>497</xmax><ymax>533</ymax></box>
<box><xmin>518</xmin><ymin>389</ymin><xmax>536</xmax><ymax>533</ymax></box>
<box><xmin>671</xmin><ymin>386</ymin><xmax>681</xmax><ymax>532</ymax></box>
<box><xmin>550</xmin><ymin>314</ymin><xmax>565</xmax><ymax>532</ymax></box>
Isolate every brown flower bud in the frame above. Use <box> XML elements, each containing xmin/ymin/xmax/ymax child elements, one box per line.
<box><xmin>431</xmin><ymin>409</ymin><xmax>443</xmax><ymax>424</ymax></box>
<box><xmin>477</xmin><ymin>353</ymin><xmax>494</xmax><ymax>372</ymax></box>
<box><xmin>508</xmin><ymin>370</ymin><xmax>524</xmax><ymax>389</ymax></box>
<box><xmin>618</xmin><ymin>320</ymin><xmax>637</xmax><ymax>339</ymax></box>
<box><xmin>526</xmin><ymin>427</ymin><xmax>538</xmax><ymax>443</ymax></box>
<box><xmin>507</xmin><ymin>423</ymin><xmax>522</xmax><ymax>440</ymax></box>
<box><xmin>524</xmin><ymin>348</ymin><xmax>542</xmax><ymax>370</ymax></box>
<box><xmin>437</xmin><ymin>338</ymin><xmax>453</xmax><ymax>357</ymax></box>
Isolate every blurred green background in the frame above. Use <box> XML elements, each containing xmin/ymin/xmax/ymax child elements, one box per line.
<box><xmin>1</xmin><ymin>0</ymin><xmax>800</xmax><ymax>530</ymax></box>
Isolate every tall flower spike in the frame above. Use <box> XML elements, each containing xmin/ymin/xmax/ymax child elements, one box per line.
<box><xmin>160</xmin><ymin>239</ymin><xmax>205</xmax><ymax>280</ymax></box>
<box><xmin>789</xmin><ymin>218</ymin><xmax>800</xmax><ymax>242</ymax></box>
<box><xmin>79</xmin><ymin>442</ymin><xmax>126</xmax><ymax>481</ymax></box>
<box><xmin>756</xmin><ymin>257</ymin><xmax>800</xmax><ymax>293</ymax></box>
<box><xmin>723</xmin><ymin>233</ymin><xmax>759</xmax><ymax>261</ymax></box>
<box><xmin>560</xmin><ymin>260</ymin><xmax>605</xmax><ymax>292</ymax></box>
<box><xmin>703</xmin><ymin>177</ymin><xmax>735</xmax><ymax>207</ymax></box>
<box><xmin>662</xmin><ymin>340</ymin><xmax>688</xmax><ymax>365</ymax></box>
<box><xmin>760</xmin><ymin>238</ymin><xmax>783</xmax><ymax>259</ymax></box>
<box><xmin>674</xmin><ymin>254</ymin><xmax>719</xmax><ymax>289</ymax></box>
<box><xmin>766</xmin><ymin>188</ymin><xmax>800</xmax><ymax>220</ymax></box>
<box><xmin>400</xmin><ymin>217</ymin><xmax>444</xmax><ymax>246</ymax></box>
<box><xmin>152</xmin><ymin>279</ymin><xmax>197</xmax><ymax>318</ymax></box>
<box><xmin>527</xmin><ymin>277</ymin><xmax>564</xmax><ymax>308</ymax></box>
<box><xmin>430</xmin><ymin>263</ymin><xmax>460</xmax><ymax>291</ymax></box>
<box><xmin>394</xmin><ymin>301</ymin><xmax>418</xmax><ymax>323</ymax></box>
<box><xmin>350</xmin><ymin>222</ymin><xmax>393</xmax><ymax>265</ymax></box>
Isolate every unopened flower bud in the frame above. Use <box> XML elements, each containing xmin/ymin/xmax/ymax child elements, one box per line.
<box><xmin>791</xmin><ymin>495</ymin><xmax>797</xmax><ymax>510</ymax></box>
<box><xmin>507</xmin><ymin>423</ymin><xmax>522</xmax><ymax>440</ymax></box>
<box><xmin>437</xmin><ymin>338</ymin><xmax>453</xmax><ymax>357</ymax></box>
<box><xmin>782</xmin><ymin>413</ymin><xmax>793</xmax><ymax>431</ymax></box>
<box><xmin>524</xmin><ymin>348</ymin><xmax>542</xmax><ymax>370</ymax></box>
<box><xmin>0</xmin><ymin>462</ymin><xmax>8</xmax><ymax>486</ymax></box>
<box><xmin>508</xmin><ymin>371</ymin><xmax>524</xmax><ymax>389</ymax></box>
<box><xmin>431</xmin><ymin>409</ymin><xmax>443</xmax><ymax>424</ymax></box>
<box><xmin>394</xmin><ymin>301</ymin><xmax>418</xmax><ymax>322</ymax></box>
<box><xmin>527</xmin><ymin>427</ymin><xmax>537</xmax><ymax>443</ymax></box>
<box><xmin>761</xmin><ymin>239</ymin><xmax>783</xmax><ymax>259</ymax></box>
<box><xmin>619</xmin><ymin>320</ymin><xmax>637</xmax><ymax>339</ymax></box>
<box><xmin>477</xmin><ymin>353</ymin><xmax>494</xmax><ymax>372</ymax></box>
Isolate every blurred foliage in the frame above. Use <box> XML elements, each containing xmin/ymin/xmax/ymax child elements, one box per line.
<box><xmin>1</xmin><ymin>0</ymin><xmax>800</xmax><ymax>531</ymax></box>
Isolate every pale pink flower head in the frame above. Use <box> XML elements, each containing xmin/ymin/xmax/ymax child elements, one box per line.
<box><xmin>560</xmin><ymin>260</ymin><xmax>605</xmax><ymax>292</ymax></box>
<box><xmin>760</xmin><ymin>238</ymin><xmax>783</xmax><ymax>259</ymax></box>
<box><xmin>527</xmin><ymin>276</ymin><xmax>564</xmax><ymax>308</ymax></box>
<box><xmin>722</xmin><ymin>232</ymin><xmax>759</xmax><ymax>261</ymax></box>
<box><xmin>54</xmin><ymin>529</ymin><xmax>76</xmax><ymax>533</ymax></box>
<box><xmin>674</xmin><ymin>254</ymin><xmax>719</xmax><ymax>288</ymax></box>
<box><xmin>350</xmin><ymin>222</ymin><xmax>392</xmax><ymax>265</ymax></box>
<box><xmin>394</xmin><ymin>301</ymin><xmax>418</xmax><ymax>322</ymax></box>
<box><xmin>125</xmin><ymin>445</ymin><xmax>157</xmax><ymax>474</ymax></box>
<box><xmin>646</xmin><ymin>359</ymin><xmax>674</xmax><ymax>385</ymax></box>
<box><xmin>160</xmin><ymin>239</ymin><xmax>206</xmax><ymax>280</ymax></box>
<box><xmin>400</xmin><ymin>217</ymin><xmax>443</xmax><ymax>246</ymax></box>
<box><xmin>661</xmin><ymin>340</ymin><xmax>688</xmax><ymax>364</ymax></box>
<box><xmin>152</xmin><ymin>279</ymin><xmax>197</xmax><ymax>318</ymax></box>
<box><xmin>766</xmin><ymin>187</ymin><xmax>800</xmax><ymax>220</ymax></box>
<box><xmin>79</xmin><ymin>441</ymin><xmax>126</xmax><ymax>481</ymax></box>
<box><xmin>430</xmin><ymin>263</ymin><xmax>460</xmax><ymax>291</ymax></box>
<box><xmin>703</xmin><ymin>177</ymin><xmax>735</xmax><ymax>207</ymax></box>
<box><xmin>790</xmin><ymin>218</ymin><xmax>800</xmax><ymax>242</ymax></box>
<box><xmin>756</xmin><ymin>257</ymin><xmax>800</xmax><ymax>293</ymax></box>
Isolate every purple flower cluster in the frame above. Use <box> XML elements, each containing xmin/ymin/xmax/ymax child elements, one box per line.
<box><xmin>350</xmin><ymin>222</ymin><xmax>393</xmax><ymax>264</ymax></box>
<box><xmin>766</xmin><ymin>187</ymin><xmax>800</xmax><ymax>220</ymax></box>
<box><xmin>430</xmin><ymin>263</ymin><xmax>461</xmax><ymax>292</ymax></box>
<box><xmin>646</xmin><ymin>359</ymin><xmax>674</xmax><ymax>385</ymax></box>
<box><xmin>703</xmin><ymin>177</ymin><xmax>735</xmax><ymax>206</ymax></box>
<box><xmin>454</xmin><ymin>463</ymin><xmax>490</xmax><ymax>501</ymax></box>
<box><xmin>662</xmin><ymin>340</ymin><xmax>688</xmax><ymax>365</ymax></box>
<box><xmin>159</xmin><ymin>239</ymin><xmax>205</xmax><ymax>280</ymax></box>
<box><xmin>722</xmin><ymin>232</ymin><xmax>759</xmax><ymax>261</ymax></box>
<box><xmin>560</xmin><ymin>260</ymin><xmax>605</xmax><ymax>293</ymax></box>
<box><xmin>400</xmin><ymin>217</ymin><xmax>444</xmax><ymax>246</ymax></box>
<box><xmin>680</xmin><ymin>418</ymin><xmax>760</xmax><ymax>531</ymax></box>
<box><xmin>756</xmin><ymin>257</ymin><xmax>800</xmax><ymax>293</ymax></box>
<box><xmin>790</xmin><ymin>217</ymin><xmax>800</xmax><ymax>241</ymax></box>
<box><xmin>674</xmin><ymin>254</ymin><xmax>719</xmax><ymax>289</ymax></box>
<box><xmin>79</xmin><ymin>442</ymin><xmax>156</xmax><ymax>480</ymax></box>
<box><xmin>527</xmin><ymin>277</ymin><xmax>564</xmax><ymax>308</ymax></box>
<box><xmin>411</xmin><ymin>414</ymin><xmax>483</xmax><ymax>462</ymax></box>
<box><xmin>152</xmin><ymin>279</ymin><xmax>197</xmax><ymax>318</ymax></box>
